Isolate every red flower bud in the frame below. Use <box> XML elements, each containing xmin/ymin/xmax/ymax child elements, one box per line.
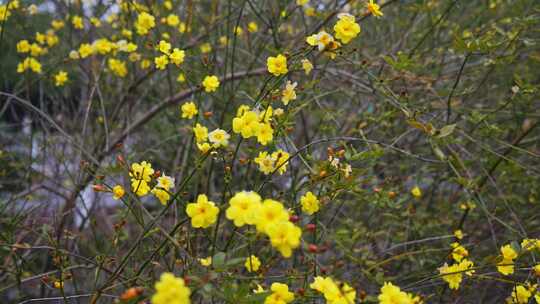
<box><xmin>289</xmin><ymin>215</ymin><xmax>300</xmax><ymax>223</ymax></box>
<box><xmin>308</xmin><ymin>244</ymin><xmax>318</xmax><ymax>253</ymax></box>
<box><xmin>306</xmin><ymin>223</ymin><xmax>316</xmax><ymax>232</ymax></box>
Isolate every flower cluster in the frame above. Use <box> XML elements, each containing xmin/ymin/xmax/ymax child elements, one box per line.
<box><xmin>226</xmin><ymin>191</ymin><xmax>301</xmax><ymax>257</ymax></box>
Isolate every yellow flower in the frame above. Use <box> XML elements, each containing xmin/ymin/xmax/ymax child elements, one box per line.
<box><xmin>152</xmin><ymin>273</ymin><xmax>191</xmax><ymax>304</ymax></box>
<box><xmin>72</xmin><ymin>16</ymin><xmax>84</xmax><ymax>29</ymax></box>
<box><xmin>450</xmin><ymin>242</ymin><xmax>468</xmax><ymax>262</ymax></box>
<box><xmin>266</xmin><ymin>221</ymin><xmax>302</xmax><ymax>258</ymax></box>
<box><xmin>141</xmin><ymin>59</ymin><xmax>151</xmax><ymax>69</ymax></box>
<box><xmin>112</xmin><ymin>185</ymin><xmax>125</xmax><ymax>200</ymax></box>
<box><xmin>130</xmin><ymin>161</ymin><xmax>154</xmax><ymax>182</ymax></box>
<box><xmin>301</xmin><ymin>59</ymin><xmax>313</xmax><ymax>75</ymax></box>
<box><xmin>411</xmin><ymin>186</ymin><xmax>422</xmax><ymax>198</ymax></box>
<box><xmin>306</xmin><ymin>31</ymin><xmax>335</xmax><ymax>51</ymax></box>
<box><xmin>198</xmin><ymin>256</ymin><xmax>212</xmax><ymax>266</ymax></box>
<box><xmin>378</xmin><ymin>282</ymin><xmax>414</xmax><ymax>304</ymax></box>
<box><xmin>181</xmin><ymin>102</ymin><xmax>198</xmax><ymax>119</ymax></box>
<box><xmin>169</xmin><ymin>48</ymin><xmax>185</xmax><ymax>66</ymax></box>
<box><xmin>255</xmin><ymin>199</ymin><xmax>289</xmax><ymax>234</ymax></box>
<box><xmin>226</xmin><ymin>191</ymin><xmax>262</xmax><ymax>227</ymax></box>
<box><xmin>197</xmin><ymin>142</ymin><xmax>211</xmax><ymax>154</ymax></box>
<box><xmin>78</xmin><ymin>43</ymin><xmax>94</xmax><ymax>58</ymax></box>
<box><xmin>301</xmin><ymin>191</ymin><xmax>319</xmax><ymax>215</ymax></box>
<box><xmin>256</xmin><ymin>123</ymin><xmax>273</xmax><ymax>146</ymax></box>
<box><xmin>135</xmin><ymin>12</ymin><xmax>155</xmax><ymax>35</ymax></box>
<box><xmin>367</xmin><ymin>0</ymin><xmax>384</xmax><ymax>17</ymax></box>
<box><xmin>29</xmin><ymin>43</ymin><xmax>44</xmax><ymax>57</ymax></box>
<box><xmin>232</xmin><ymin>110</ymin><xmax>261</xmax><ymax>138</ymax></box>
<box><xmin>53</xmin><ymin>71</ymin><xmax>68</xmax><ymax>87</ymax></box>
<box><xmin>93</xmin><ymin>38</ymin><xmax>114</xmax><ymax>54</ymax></box>
<box><xmin>507</xmin><ymin>285</ymin><xmax>532</xmax><ymax>304</ymax></box>
<box><xmin>131</xmin><ymin>179</ymin><xmax>151</xmax><ymax>196</ymax></box>
<box><xmin>497</xmin><ymin>245</ymin><xmax>518</xmax><ymax>275</ymax></box>
<box><xmin>17</xmin><ymin>57</ymin><xmax>42</xmax><ymax>74</ymax></box>
<box><xmin>439</xmin><ymin>258</ymin><xmax>474</xmax><ymax>290</ymax></box>
<box><xmin>156</xmin><ymin>174</ymin><xmax>175</xmax><ymax>190</ymax></box>
<box><xmin>281</xmin><ymin>80</ymin><xmax>297</xmax><ymax>105</ymax></box>
<box><xmin>254</xmin><ymin>151</ymin><xmax>276</xmax><ymax>175</ymax></box>
<box><xmin>108</xmin><ymin>58</ymin><xmax>127</xmax><ymax>77</ymax></box>
<box><xmin>244</xmin><ymin>255</ymin><xmax>261</xmax><ymax>272</ymax></box>
<box><xmin>248</xmin><ymin>21</ymin><xmax>258</xmax><ymax>33</ymax></box>
<box><xmin>193</xmin><ymin>123</ymin><xmax>208</xmax><ymax>143</ymax></box>
<box><xmin>186</xmin><ymin>194</ymin><xmax>220</xmax><ymax>228</ymax></box>
<box><xmin>333</xmin><ymin>13</ymin><xmax>361</xmax><ymax>44</ymax></box>
<box><xmin>200</xmin><ymin>42</ymin><xmax>212</xmax><ymax>53</ymax></box>
<box><xmin>152</xmin><ymin>187</ymin><xmax>171</xmax><ymax>205</ymax></box>
<box><xmin>177</xmin><ymin>73</ymin><xmax>186</xmax><ymax>83</ymax></box>
<box><xmin>155</xmin><ymin>55</ymin><xmax>169</xmax><ymax>70</ymax></box>
<box><xmin>265</xmin><ymin>283</ymin><xmax>294</xmax><ymax>304</ymax></box>
<box><xmin>272</xmin><ymin>150</ymin><xmax>289</xmax><ymax>175</ymax></box>
<box><xmin>520</xmin><ymin>238</ymin><xmax>540</xmax><ymax>251</ymax></box>
<box><xmin>166</xmin><ymin>14</ymin><xmax>180</xmax><ymax>26</ymax></box>
<box><xmin>16</xmin><ymin>40</ymin><xmax>30</xmax><ymax>53</ymax></box>
<box><xmin>158</xmin><ymin>40</ymin><xmax>171</xmax><ymax>54</ymax></box>
<box><xmin>297</xmin><ymin>0</ymin><xmax>309</xmax><ymax>5</ymax></box>
<box><xmin>267</xmin><ymin>54</ymin><xmax>288</xmax><ymax>76</ymax></box>
<box><xmin>51</xmin><ymin>20</ymin><xmax>65</xmax><ymax>30</ymax></box>
<box><xmin>454</xmin><ymin>229</ymin><xmax>464</xmax><ymax>240</ymax></box>
<box><xmin>89</xmin><ymin>17</ymin><xmax>100</xmax><ymax>28</ymax></box>
<box><xmin>208</xmin><ymin>129</ymin><xmax>230</xmax><ymax>148</ymax></box>
<box><xmin>219</xmin><ymin>36</ymin><xmax>228</xmax><ymax>47</ymax></box>
<box><xmin>202</xmin><ymin>75</ymin><xmax>220</xmax><ymax>92</ymax></box>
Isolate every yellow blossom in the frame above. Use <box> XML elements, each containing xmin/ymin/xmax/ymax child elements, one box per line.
<box><xmin>244</xmin><ymin>255</ymin><xmax>261</xmax><ymax>272</ymax></box>
<box><xmin>378</xmin><ymin>282</ymin><xmax>415</xmax><ymax>304</ymax></box>
<box><xmin>202</xmin><ymin>75</ymin><xmax>220</xmax><ymax>92</ymax></box>
<box><xmin>198</xmin><ymin>257</ymin><xmax>212</xmax><ymax>266</ymax></box>
<box><xmin>151</xmin><ymin>273</ymin><xmax>191</xmax><ymax>304</ymax></box>
<box><xmin>108</xmin><ymin>58</ymin><xmax>127</xmax><ymax>77</ymax></box>
<box><xmin>53</xmin><ymin>71</ymin><xmax>68</xmax><ymax>87</ymax></box>
<box><xmin>272</xmin><ymin>150</ymin><xmax>289</xmax><ymax>175</ymax></box>
<box><xmin>226</xmin><ymin>191</ymin><xmax>262</xmax><ymax>227</ymax></box>
<box><xmin>16</xmin><ymin>40</ymin><xmax>30</xmax><ymax>53</ymax></box>
<box><xmin>267</xmin><ymin>54</ymin><xmax>288</xmax><ymax>76</ymax></box>
<box><xmin>301</xmin><ymin>191</ymin><xmax>320</xmax><ymax>215</ymax></box>
<box><xmin>411</xmin><ymin>186</ymin><xmax>422</xmax><ymax>198</ymax></box>
<box><xmin>301</xmin><ymin>59</ymin><xmax>313</xmax><ymax>75</ymax></box>
<box><xmin>254</xmin><ymin>151</ymin><xmax>276</xmax><ymax>175</ymax></box>
<box><xmin>208</xmin><ymin>129</ymin><xmax>230</xmax><ymax>148</ymax></box>
<box><xmin>166</xmin><ymin>14</ymin><xmax>180</xmax><ymax>26</ymax></box>
<box><xmin>265</xmin><ymin>283</ymin><xmax>294</xmax><ymax>304</ymax></box>
<box><xmin>333</xmin><ymin>13</ymin><xmax>361</xmax><ymax>44</ymax></box>
<box><xmin>507</xmin><ymin>285</ymin><xmax>532</xmax><ymax>304</ymax></box>
<box><xmin>248</xmin><ymin>21</ymin><xmax>258</xmax><ymax>33</ymax></box>
<box><xmin>200</xmin><ymin>43</ymin><xmax>212</xmax><ymax>53</ymax></box>
<box><xmin>497</xmin><ymin>245</ymin><xmax>518</xmax><ymax>275</ymax></box>
<box><xmin>155</xmin><ymin>55</ymin><xmax>169</xmax><ymax>70</ymax></box>
<box><xmin>135</xmin><ymin>12</ymin><xmax>155</xmax><ymax>35</ymax></box>
<box><xmin>78</xmin><ymin>43</ymin><xmax>93</xmax><ymax>58</ymax></box>
<box><xmin>72</xmin><ymin>16</ymin><xmax>84</xmax><ymax>29</ymax></box>
<box><xmin>158</xmin><ymin>40</ymin><xmax>171</xmax><ymax>54</ymax></box>
<box><xmin>193</xmin><ymin>123</ymin><xmax>208</xmax><ymax>143</ymax></box>
<box><xmin>281</xmin><ymin>81</ymin><xmax>297</xmax><ymax>105</ymax></box>
<box><xmin>256</xmin><ymin>123</ymin><xmax>273</xmax><ymax>146</ymax></box>
<box><xmin>367</xmin><ymin>0</ymin><xmax>384</xmax><ymax>17</ymax></box>
<box><xmin>266</xmin><ymin>220</ymin><xmax>302</xmax><ymax>258</ymax></box>
<box><xmin>186</xmin><ymin>194</ymin><xmax>220</xmax><ymax>228</ymax></box>
<box><xmin>454</xmin><ymin>229</ymin><xmax>464</xmax><ymax>240</ymax></box>
<box><xmin>112</xmin><ymin>185</ymin><xmax>125</xmax><ymax>200</ymax></box>
<box><xmin>181</xmin><ymin>102</ymin><xmax>198</xmax><ymax>119</ymax></box>
<box><xmin>169</xmin><ymin>48</ymin><xmax>185</xmax><ymax>66</ymax></box>
<box><xmin>255</xmin><ymin>199</ymin><xmax>289</xmax><ymax>234</ymax></box>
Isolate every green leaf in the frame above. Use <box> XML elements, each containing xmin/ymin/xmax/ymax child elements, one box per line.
<box><xmin>438</xmin><ymin>124</ymin><xmax>456</xmax><ymax>138</ymax></box>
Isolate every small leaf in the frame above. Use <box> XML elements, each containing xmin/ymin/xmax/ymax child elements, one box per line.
<box><xmin>438</xmin><ymin>124</ymin><xmax>456</xmax><ymax>138</ymax></box>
